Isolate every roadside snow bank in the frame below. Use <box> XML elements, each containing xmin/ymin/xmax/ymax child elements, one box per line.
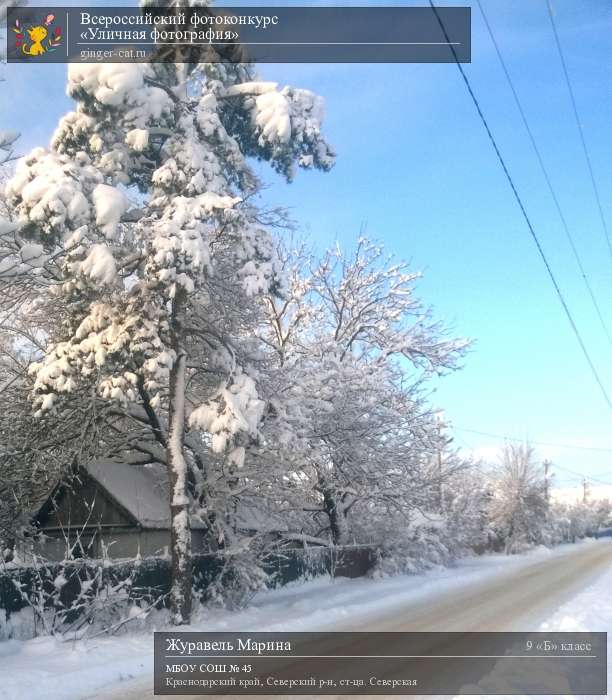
<box><xmin>0</xmin><ymin>540</ymin><xmax>603</xmax><ymax>700</ymax></box>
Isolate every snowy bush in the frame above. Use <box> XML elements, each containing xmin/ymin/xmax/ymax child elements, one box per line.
<box><xmin>2</xmin><ymin>558</ymin><xmax>162</xmax><ymax>640</ymax></box>
<box><xmin>372</xmin><ymin>520</ymin><xmax>451</xmax><ymax>577</ymax></box>
<box><xmin>202</xmin><ymin>545</ymin><xmax>269</xmax><ymax>610</ymax></box>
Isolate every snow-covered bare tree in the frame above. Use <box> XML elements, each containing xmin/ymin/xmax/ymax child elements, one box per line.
<box><xmin>254</xmin><ymin>238</ymin><xmax>469</xmax><ymax>546</ymax></box>
<box><xmin>593</xmin><ymin>498</ymin><xmax>612</xmax><ymax>530</ymax></box>
<box><xmin>442</xmin><ymin>464</ymin><xmax>494</xmax><ymax>554</ymax></box>
<box><xmin>489</xmin><ymin>443</ymin><xmax>548</xmax><ymax>553</ymax></box>
<box><xmin>3</xmin><ymin>19</ymin><xmax>333</xmax><ymax>620</ymax></box>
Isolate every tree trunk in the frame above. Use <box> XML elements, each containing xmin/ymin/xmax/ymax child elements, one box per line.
<box><xmin>319</xmin><ymin>476</ymin><xmax>349</xmax><ymax>545</ymax></box>
<box><xmin>505</xmin><ymin>517</ymin><xmax>515</xmax><ymax>555</ymax></box>
<box><xmin>167</xmin><ymin>288</ymin><xmax>192</xmax><ymax>624</ymax></box>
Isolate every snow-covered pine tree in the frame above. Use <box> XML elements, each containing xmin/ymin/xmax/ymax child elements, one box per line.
<box><xmin>4</xmin><ymin>9</ymin><xmax>334</xmax><ymax>622</ymax></box>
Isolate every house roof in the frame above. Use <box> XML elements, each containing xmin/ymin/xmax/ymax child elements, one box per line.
<box><xmin>83</xmin><ymin>461</ymin><xmax>207</xmax><ymax>530</ymax></box>
<box><xmin>234</xmin><ymin>501</ymin><xmax>288</xmax><ymax>533</ymax></box>
<box><xmin>37</xmin><ymin>460</ymin><xmax>288</xmax><ymax>535</ymax></box>
<box><xmin>84</xmin><ymin>462</ymin><xmax>288</xmax><ymax>534</ymax></box>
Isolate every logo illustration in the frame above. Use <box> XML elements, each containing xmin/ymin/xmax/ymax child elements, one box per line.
<box><xmin>12</xmin><ymin>14</ymin><xmax>62</xmax><ymax>57</ymax></box>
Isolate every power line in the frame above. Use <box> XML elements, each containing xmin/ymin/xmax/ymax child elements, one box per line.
<box><xmin>594</xmin><ymin>470</ymin><xmax>612</xmax><ymax>479</ymax></box>
<box><xmin>477</xmin><ymin>0</ymin><xmax>612</xmax><ymax>349</ymax></box>
<box><xmin>455</xmin><ymin>433</ymin><xmax>475</xmax><ymax>451</ymax></box>
<box><xmin>552</xmin><ymin>463</ymin><xmax>612</xmax><ymax>487</ymax></box>
<box><xmin>455</xmin><ymin>426</ymin><xmax>612</xmax><ymax>454</ymax></box>
<box><xmin>428</xmin><ymin>0</ymin><xmax>612</xmax><ymax>413</ymax></box>
<box><xmin>545</xmin><ymin>0</ymin><xmax>612</xmax><ymax>262</ymax></box>
<box><xmin>455</xmin><ymin>430</ymin><xmax>612</xmax><ymax>484</ymax></box>
<box><xmin>455</xmin><ymin>430</ymin><xmax>612</xmax><ymax>485</ymax></box>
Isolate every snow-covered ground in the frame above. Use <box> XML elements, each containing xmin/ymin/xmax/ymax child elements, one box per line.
<box><xmin>454</xmin><ymin>544</ymin><xmax>612</xmax><ymax>700</ymax></box>
<box><xmin>1</xmin><ymin>540</ymin><xmax>610</xmax><ymax>700</ymax></box>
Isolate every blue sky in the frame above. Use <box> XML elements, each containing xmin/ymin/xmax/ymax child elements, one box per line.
<box><xmin>3</xmin><ymin>0</ymin><xmax>612</xmax><ymax>490</ymax></box>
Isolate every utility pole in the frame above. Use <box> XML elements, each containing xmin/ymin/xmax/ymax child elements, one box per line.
<box><xmin>437</xmin><ymin>417</ymin><xmax>443</xmax><ymax>511</ymax></box>
<box><xmin>582</xmin><ymin>477</ymin><xmax>590</xmax><ymax>504</ymax></box>
<box><xmin>543</xmin><ymin>459</ymin><xmax>551</xmax><ymax>504</ymax></box>
<box><xmin>435</xmin><ymin>412</ymin><xmax>444</xmax><ymax>512</ymax></box>
<box><xmin>435</xmin><ymin>411</ymin><xmax>454</xmax><ymax>513</ymax></box>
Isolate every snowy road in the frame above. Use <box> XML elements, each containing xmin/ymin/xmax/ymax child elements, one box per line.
<box><xmin>349</xmin><ymin>536</ymin><xmax>612</xmax><ymax>633</ymax></box>
<box><xmin>94</xmin><ymin>540</ymin><xmax>612</xmax><ymax>700</ymax></box>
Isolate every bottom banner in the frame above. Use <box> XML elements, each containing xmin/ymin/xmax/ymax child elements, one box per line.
<box><xmin>153</xmin><ymin>632</ymin><xmax>607</xmax><ymax>695</ymax></box>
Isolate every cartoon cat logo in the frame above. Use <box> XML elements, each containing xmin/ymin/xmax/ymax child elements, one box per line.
<box><xmin>13</xmin><ymin>14</ymin><xmax>62</xmax><ymax>57</ymax></box>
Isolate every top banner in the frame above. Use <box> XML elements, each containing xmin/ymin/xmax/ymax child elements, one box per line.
<box><xmin>6</xmin><ymin>6</ymin><xmax>471</xmax><ymax>63</ymax></box>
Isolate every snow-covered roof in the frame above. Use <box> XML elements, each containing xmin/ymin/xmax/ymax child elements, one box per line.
<box><xmin>84</xmin><ymin>461</ymin><xmax>206</xmax><ymax>530</ymax></box>
<box><xmin>54</xmin><ymin>461</ymin><xmax>287</xmax><ymax>534</ymax></box>
<box><xmin>233</xmin><ymin>501</ymin><xmax>288</xmax><ymax>533</ymax></box>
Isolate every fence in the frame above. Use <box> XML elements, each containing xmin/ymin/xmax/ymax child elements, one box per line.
<box><xmin>594</xmin><ymin>527</ymin><xmax>612</xmax><ymax>539</ymax></box>
<box><xmin>0</xmin><ymin>545</ymin><xmax>378</xmax><ymax>626</ymax></box>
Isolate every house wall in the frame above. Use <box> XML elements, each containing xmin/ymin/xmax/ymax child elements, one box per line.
<box><xmin>33</xmin><ymin>528</ymin><xmax>208</xmax><ymax>561</ymax></box>
<box><xmin>34</xmin><ymin>468</ymin><xmax>207</xmax><ymax>561</ymax></box>
<box><xmin>99</xmin><ymin>530</ymin><xmax>168</xmax><ymax>559</ymax></box>
<box><xmin>41</xmin><ymin>475</ymin><xmax>134</xmax><ymax>529</ymax></box>
<box><xmin>32</xmin><ymin>535</ymin><xmax>70</xmax><ymax>561</ymax></box>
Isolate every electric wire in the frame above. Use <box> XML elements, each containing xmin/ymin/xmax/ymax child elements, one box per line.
<box><xmin>455</xmin><ymin>426</ymin><xmax>612</xmax><ymax>454</ymax></box>
<box><xmin>477</xmin><ymin>0</ymin><xmax>612</xmax><ymax>349</ymax></box>
<box><xmin>545</xmin><ymin>0</ymin><xmax>612</xmax><ymax>262</ymax></box>
<box><xmin>428</xmin><ymin>0</ymin><xmax>612</xmax><ymax>412</ymax></box>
